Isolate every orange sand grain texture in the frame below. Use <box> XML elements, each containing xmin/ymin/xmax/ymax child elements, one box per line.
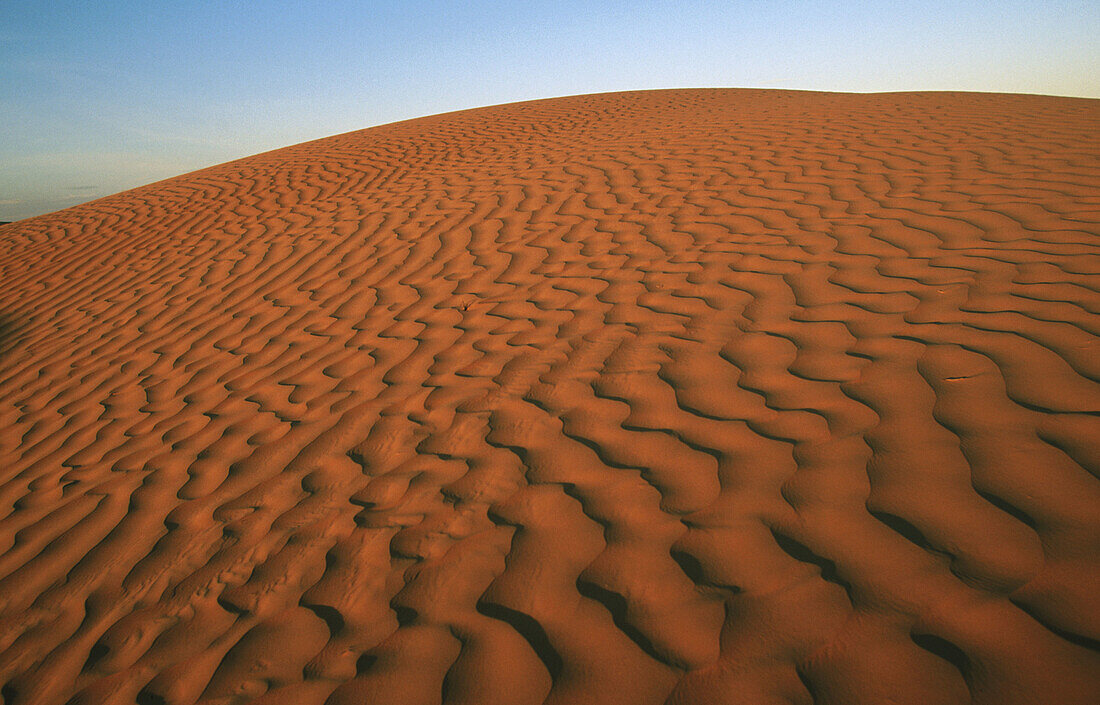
<box><xmin>0</xmin><ymin>89</ymin><xmax>1098</xmax><ymax>705</ymax></box>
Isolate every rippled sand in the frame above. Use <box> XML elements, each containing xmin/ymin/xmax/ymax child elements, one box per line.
<box><xmin>0</xmin><ymin>89</ymin><xmax>1098</xmax><ymax>705</ymax></box>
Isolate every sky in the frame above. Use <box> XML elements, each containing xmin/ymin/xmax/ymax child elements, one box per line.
<box><xmin>1</xmin><ymin>1</ymin><xmax>1097</xmax><ymax>222</ymax></box>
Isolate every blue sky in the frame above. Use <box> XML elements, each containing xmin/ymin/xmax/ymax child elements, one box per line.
<box><xmin>2</xmin><ymin>1</ymin><xmax>1097</xmax><ymax>221</ymax></box>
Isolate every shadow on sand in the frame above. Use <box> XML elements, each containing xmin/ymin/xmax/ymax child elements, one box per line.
<box><xmin>0</xmin><ymin>312</ymin><xmax>25</xmax><ymax>363</ymax></box>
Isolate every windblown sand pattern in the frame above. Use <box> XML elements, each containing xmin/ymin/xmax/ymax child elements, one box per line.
<box><xmin>1</xmin><ymin>89</ymin><xmax>1098</xmax><ymax>705</ymax></box>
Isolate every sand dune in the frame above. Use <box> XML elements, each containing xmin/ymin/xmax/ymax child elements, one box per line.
<box><xmin>0</xmin><ymin>88</ymin><xmax>1098</xmax><ymax>704</ymax></box>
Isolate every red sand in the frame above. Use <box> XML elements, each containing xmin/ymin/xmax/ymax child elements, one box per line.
<box><xmin>0</xmin><ymin>89</ymin><xmax>1098</xmax><ymax>705</ymax></box>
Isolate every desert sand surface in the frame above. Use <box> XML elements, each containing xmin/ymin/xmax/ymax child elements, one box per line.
<box><xmin>0</xmin><ymin>88</ymin><xmax>1098</xmax><ymax>705</ymax></box>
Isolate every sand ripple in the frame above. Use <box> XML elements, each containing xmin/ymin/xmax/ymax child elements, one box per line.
<box><xmin>0</xmin><ymin>89</ymin><xmax>1098</xmax><ymax>704</ymax></box>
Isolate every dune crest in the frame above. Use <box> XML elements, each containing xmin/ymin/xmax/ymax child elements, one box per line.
<box><xmin>0</xmin><ymin>89</ymin><xmax>1098</xmax><ymax>704</ymax></box>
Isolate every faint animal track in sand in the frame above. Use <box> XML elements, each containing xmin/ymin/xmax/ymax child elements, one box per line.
<box><xmin>0</xmin><ymin>89</ymin><xmax>1098</xmax><ymax>705</ymax></box>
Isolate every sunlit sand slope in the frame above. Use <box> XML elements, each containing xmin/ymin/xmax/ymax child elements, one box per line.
<box><xmin>0</xmin><ymin>89</ymin><xmax>1098</xmax><ymax>705</ymax></box>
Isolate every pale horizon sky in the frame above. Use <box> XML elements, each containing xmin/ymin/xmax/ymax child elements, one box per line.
<box><xmin>2</xmin><ymin>1</ymin><xmax>1097</xmax><ymax>222</ymax></box>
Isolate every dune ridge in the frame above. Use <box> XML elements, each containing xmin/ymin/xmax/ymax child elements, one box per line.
<box><xmin>0</xmin><ymin>88</ymin><xmax>1098</xmax><ymax>704</ymax></box>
